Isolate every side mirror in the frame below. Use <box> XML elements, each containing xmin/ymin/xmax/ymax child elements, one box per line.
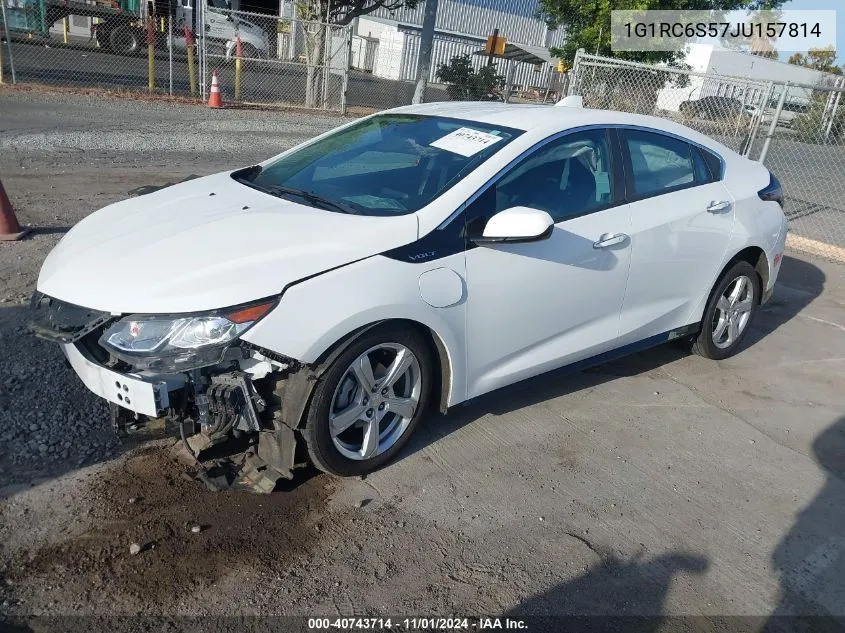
<box><xmin>474</xmin><ymin>206</ymin><xmax>554</xmax><ymax>244</ymax></box>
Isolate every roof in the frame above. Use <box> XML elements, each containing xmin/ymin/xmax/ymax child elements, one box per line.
<box><xmin>471</xmin><ymin>42</ymin><xmax>558</xmax><ymax>66</ymax></box>
<box><xmin>391</xmin><ymin>102</ymin><xmax>735</xmax><ymax>154</ymax></box>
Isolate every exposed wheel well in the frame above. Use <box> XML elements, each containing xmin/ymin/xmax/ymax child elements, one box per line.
<box><xmin>728</xmin><ymin>246</ymin><xmax>769</xmax><ymax>297</ymax></box>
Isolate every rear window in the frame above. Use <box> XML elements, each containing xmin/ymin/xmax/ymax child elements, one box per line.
<box><xmin>625</xmin><ymin>130</ymin><xmax>696</xmax><ymax>197</ymax></box>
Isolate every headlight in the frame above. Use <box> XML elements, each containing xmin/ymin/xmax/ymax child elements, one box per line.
<box><xmin>99</xmin><ymin>300</ymin><xmax>275</xmax><ymax>371</ymax></box>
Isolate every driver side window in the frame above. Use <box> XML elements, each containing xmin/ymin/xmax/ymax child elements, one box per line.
<box><xmin>494</xmin><ymin>129</ymin><xmax>613</xmax><ymax>223</ymax></box>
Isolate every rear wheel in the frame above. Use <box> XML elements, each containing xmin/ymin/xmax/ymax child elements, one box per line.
<box><xmin>302</xmin><ymin>325</ymin><xmax>432</xmax><ymax>477</ymax></box>
<box><xmin>692</xmin><ymin>260</ymin><xmax>760</xmax><ymax>360</ymax></box>
<box><xmin>109</xmin><ymin>25</ymin><xmax>140</xmax><ymax>55</ymax></box>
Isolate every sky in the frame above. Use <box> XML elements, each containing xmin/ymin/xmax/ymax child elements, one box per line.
<box><xmin>772</xmin><ymin>0</ymin><xmax>842</xmax><ymax>63</ymax></box>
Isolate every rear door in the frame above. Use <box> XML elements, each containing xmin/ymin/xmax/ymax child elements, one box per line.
<box><xmin>616</xmin><ymin>128</ymin><xmax>735</xmax><ymax>346</ymax></box>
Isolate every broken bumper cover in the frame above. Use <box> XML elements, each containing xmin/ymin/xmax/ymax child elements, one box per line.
<box><xmin>62</xmin><ymin>343</ymin><xmax>170</xmax><ymax>417</ymax></box>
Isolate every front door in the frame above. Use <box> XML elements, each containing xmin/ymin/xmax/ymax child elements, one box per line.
<box><xmin>464</xmin><ymin>128</ymin><xmax>633</xmax><ymax>399</ymax></box>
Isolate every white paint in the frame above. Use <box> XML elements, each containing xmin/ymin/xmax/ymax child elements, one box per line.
<box><xmin>38</xmin><ymin>102</ymin><xmax>787</xmax><ymax>411</ymax></box>
<box><xmin>482</xmin><ymin>206</ymin><xmax>553</xmax><ymax>240</ymax></box>
<box><xmin>418</xmin><ymin>268</ymin><xmax>464</xmax><ymax>308</ymax></box>
<box><xmin>62</xmin><ymin>343</ymin><xmax>169</xmax><ymax>416</ymax></box>
<box><xmin>430</xmin><ymin>127</ymin><xmax>504</xmax><ymax>157</ymax></box>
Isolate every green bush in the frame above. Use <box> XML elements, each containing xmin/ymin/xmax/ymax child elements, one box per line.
<box><xmin>791</xmin><ymin>98</ymin><xmax>845</xmax><ymax>144</ymax></box>
<box><xmin>435</xmin><ymin>54</ymin><xmax>504</xmax><ymax>101</ymax></box>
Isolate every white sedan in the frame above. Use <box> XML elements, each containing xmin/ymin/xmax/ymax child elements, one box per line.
<box><xmin>30</xmin><ymin>101</ymin><xmax>788</xmax><ymax>484</ymax></box>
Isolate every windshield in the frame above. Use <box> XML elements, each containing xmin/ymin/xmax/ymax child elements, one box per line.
<box><xmin>240</xmin><ymin>114</ymin><xmax>523</xmax><ymax>216</ymax></box>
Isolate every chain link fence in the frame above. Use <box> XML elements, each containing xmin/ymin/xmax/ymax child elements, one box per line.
<box><xmin>1</xmin><ymin>0</ymin><xmax>201</xmax><ymax>97</ymax></box>
<box><xmin>1</xmin><ymin>0</ymin><xmax>569</xmax><ymax>112</ymax></box>
<box><xmin>0</xmin><ymin>0</ymin><xmax>351</xmax><ymax>110</ymax></box>
<box><xmin>569</xmin><ymin>51</ymin><xmax>845</xmax><ymax>261</ymax></box>
<box><xmin>203</xmin><ymin>9</ymin><xmax>348</xmax><ymax>110</ymax></box>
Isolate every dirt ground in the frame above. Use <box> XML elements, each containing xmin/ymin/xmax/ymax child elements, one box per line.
<box><xmin>2</xmin><ymin>90</ymin><xmax>845</xmax><ymax>631</ymax></box>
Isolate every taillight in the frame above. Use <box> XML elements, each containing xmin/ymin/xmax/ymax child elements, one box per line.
<box><xmin>758</xmin><ymin>172</ymin><xmax>784</xmax><ymax>208</ymax></box>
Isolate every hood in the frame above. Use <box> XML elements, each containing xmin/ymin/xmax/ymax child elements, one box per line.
<box><xmin>37</xmin><ymin>171</ymin><xmax>419</xmax><ymax>314</ymax></box>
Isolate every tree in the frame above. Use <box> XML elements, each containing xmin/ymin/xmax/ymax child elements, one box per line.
<box><xmin>294</xmin><ymin>0</ymin><xmax>419</xmax><ymax>107</ymax></box>
<box><xmin>537</xmin><ymin>0</ymin><xmax>785</xmax><ymax>65</ymax></box>
<box><xmin>435</xmin><ymin>54</ymin><xmax>503</xmax><ymax>100</ymax></box>
<box><xmin>788</xmin><ymin>46</ymin><xmax>843</xmax><ymax>76</ymax></box>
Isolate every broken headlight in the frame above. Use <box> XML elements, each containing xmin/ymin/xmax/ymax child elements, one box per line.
<box><xmin>98</xmin><ymin>300</ymin><xmax>276</xmax><ymax>372</ymax></box>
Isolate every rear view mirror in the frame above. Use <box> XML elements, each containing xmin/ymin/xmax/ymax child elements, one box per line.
<box><xmin>475</xmin><ymin>206</ymin><xmax>554</xmax><ymax>244</ymax></box>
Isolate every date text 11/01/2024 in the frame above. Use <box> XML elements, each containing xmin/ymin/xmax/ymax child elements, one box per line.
<box><xmin>307</xmin><ymin>618</ymin><xmax>528</xmax><ymax>630</ymax></box>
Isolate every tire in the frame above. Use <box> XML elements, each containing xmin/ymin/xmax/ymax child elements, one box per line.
<box><xmin>302</xmin><ymin>324</ymin><xmax>433</xmax><ymax>477</ymax></box>
<box><xmin>241</xmin><ymin>43</ymin><xmax>260</xmax><ymax>59</ymax></box>
<box><xmin>692</xmin><ymin>260</ymin><xmax>761</xmax><ymax>360</ymax></box>
<box><xmin>109</xmin><ymin>25</ymin><xmax>140</xmax><ymax>55</ymax></box>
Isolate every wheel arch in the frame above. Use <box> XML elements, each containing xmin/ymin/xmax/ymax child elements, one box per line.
<box><xmin>277</xmin><ymin>318</ymin><xmax>455</xmax><ymax>432</ymax></box>
<box><xmin>729</xmin><ymin>245</ymin><xmax>769</xmax><ymax>295</ymax></box>
<box><xmin>690</xmin><ymin>245</ymin><xmax>769</xmax><ymax>329</ymax></box>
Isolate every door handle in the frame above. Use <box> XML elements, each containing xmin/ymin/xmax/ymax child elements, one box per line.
<box><xmin>592</xmin><ymin>232</ymin><xmax>629</xmax><ymax>249</ymax></box>
<box><xmin>707</xmin><ymin>200</ymin><xmax>731</xmax><ymax>213</ymax></box>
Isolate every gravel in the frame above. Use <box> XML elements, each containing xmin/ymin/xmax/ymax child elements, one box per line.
<box><xmin>2</xmin><ymin>88</ymin><xmax>845</xmax><ymax>624</ymax></box>
<box><xmin>0</xmin><ymin>89</ymin><xmax>341</xmax><ymax>485</ymax></box>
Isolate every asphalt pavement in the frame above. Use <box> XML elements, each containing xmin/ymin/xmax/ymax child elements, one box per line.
<box><xmin>1</xmin><ymin>91</ymin><xmax>845</xmax><ymax>626</ymax></box>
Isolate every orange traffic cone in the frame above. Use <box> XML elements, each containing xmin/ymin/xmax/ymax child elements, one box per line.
<box><xmin>207</xmin><ymin>70</ymin><xmax>223</xmax><ymax>108</ymax></box>
<box><xmin>0</xmin><ymin>179</ymin><xmax>30</xmax><ymax>241</ymax></box>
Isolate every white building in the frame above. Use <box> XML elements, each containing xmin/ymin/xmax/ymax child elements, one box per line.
<box><xmin>352</xmin><ymin>0</ymin><xmax>564</xmax><ymax>90</ymax></box>
<box><xmin>656</xmin><ymin>43</ymin><xmax>841</xmax><ymax>112</ymax></box>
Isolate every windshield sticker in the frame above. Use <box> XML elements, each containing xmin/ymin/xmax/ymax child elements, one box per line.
<box><xmin>430</xmin><ymin>127</ymin><xmax>504</xmax><ymax>157</ymax></box>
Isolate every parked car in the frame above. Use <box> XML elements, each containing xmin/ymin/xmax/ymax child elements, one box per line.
<box><xmin>743</xmin><ymin>104</ymin><xmax>774</xmax><ymax>125</ymax></box>
<box><xmin>30</xmin><ymin>101</ymin><xmax>788</xmax><ymax>486</ymax></box>
<box><xmin>680</xmin><ymin>96</ymin><xmax>745</xmax><ymax>120</ymax></box>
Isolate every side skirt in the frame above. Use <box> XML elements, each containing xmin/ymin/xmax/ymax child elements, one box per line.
<box><xmin>455</xmin><ymin>323</ymin><xmax>701</xmax><ymax>409</ymax></box>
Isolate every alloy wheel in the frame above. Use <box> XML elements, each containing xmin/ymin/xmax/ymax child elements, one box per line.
<box><xmin>329</xmin><ymin>343</ymin><xmax>422</xmax><ymax>461</ymax></box>
<box><xmin>712</xmin><ymin>275</ymin><xmax>754</xmax><ymax>349</ymax></box>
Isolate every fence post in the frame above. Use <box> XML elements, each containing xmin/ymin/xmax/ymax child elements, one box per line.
<box><xmin>758</xmin><ymin>83</ymin><xmax>788</xmax><ymax>165</ymax></box>
<box><xmin>147</xmin><ymin>19</ymin><xmax>156</xmax><ymax>93</ymax></box>
<box><xmin>340</xmin><ymin>25</ymin><xmax>351</xmax><ymax>115</ymax></box>
<box><xmin>567</xmin><ymin>48</ymin><xmax>585</xmax><ymax>97</ymax></box>
<box><xmin>234</xmin><ymin>36</ymin><xmax>242</xmax><ymax>102</ymax></box>
<box><xmin>0</xmin><ymin>0</ymin><xmax>16</xmax><ymax>83</ymax></box>
<box><xmin>824</xmin><ymin>77</ymin><xmax>843</xmax><ymax>141</ymax></box>
<box><xmin>322</xmin><ymin>22</ymin><xmax>331</xmax><ymax>109</ymax></box>
<box><xmin>185</xmin><ymin>25</ymin><xmax>197</xmax><ymax>97</ymax></box>
<box><xmin>743</xmin><ymin>81</ymin><xmax>773</xmax><ymax>157</ymax></box>
<box><xmin>168</xmin><ymin>14</ymin><xmax>173</xmax><ymax>96</ymax></box>
<box><xmin>198</xmin><ymin>0</ymin><xmax>207</xmax><ymax>101</ymax></box>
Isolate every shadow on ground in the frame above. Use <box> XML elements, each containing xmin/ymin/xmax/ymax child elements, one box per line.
<box><xmin>406</xmin><ymin>254</ymin><xmax>825</xmax><ymax>461</ymax></box>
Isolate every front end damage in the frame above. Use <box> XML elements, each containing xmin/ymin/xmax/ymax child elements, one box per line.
<box><xmin>29</xmin><ymin>293</ymin><xmax>318</xmax><ymax>493</ymax></box>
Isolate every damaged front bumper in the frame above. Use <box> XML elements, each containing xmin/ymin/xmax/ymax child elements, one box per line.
<box><xmin>63</xmin><ymin>342</ymin><xmax>174</xmax><ymax>417</ymax></box>
<box><xmin>30</xmin><ymin>293</ymin><xmax>313</xmax><ymax>493</ymax></box>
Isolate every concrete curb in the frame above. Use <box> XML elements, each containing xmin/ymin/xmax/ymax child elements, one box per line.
<box><xmin>786</xmin><ymin>233</ymin><xmax>845</xmax><ymax>264</ymax></box>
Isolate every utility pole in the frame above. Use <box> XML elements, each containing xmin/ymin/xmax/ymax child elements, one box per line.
<box><xmin>412</xmin><ymin>0</ymin><xmax>438</xmax><ymax>104</ymax></box>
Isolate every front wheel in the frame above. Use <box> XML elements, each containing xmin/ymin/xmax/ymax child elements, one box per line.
<box><xmin>692</xmin><ymin>260</ymin><xmax>761</xmax><ymax>360</ymax></box>
<box><xmin>302</xmin><ymin>325</ymin><xmax>432</xmax><ymax>477</ymax></box>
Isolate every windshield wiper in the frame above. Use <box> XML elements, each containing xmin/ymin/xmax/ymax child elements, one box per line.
<box><xmin>266</xmin><ymin>186</ymin><xmax>358</xmax><ymax>215</ymax></box>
